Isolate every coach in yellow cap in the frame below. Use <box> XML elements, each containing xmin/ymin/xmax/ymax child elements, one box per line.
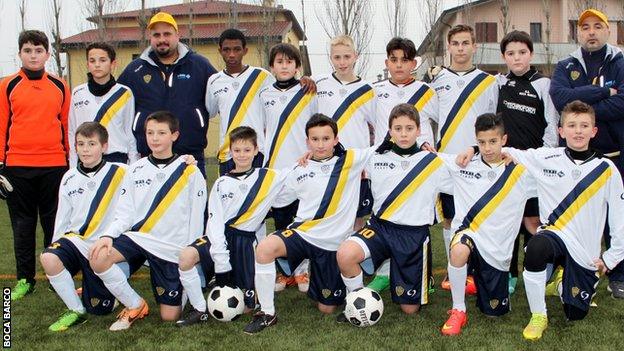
<box><xmin>550</xmin><ymin>7</ymin><xmax>624</xmax><ymax>299</ymax></box>
<box><xmin>117</xmin><ymin>11</ymin><xmax>217</xmax><ymax>177</ymax></box>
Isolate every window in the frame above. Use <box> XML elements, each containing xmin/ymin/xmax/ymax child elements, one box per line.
<box><xmin>569</xmin><ymin>20</ymin><xmax>578</xmax><ymax>43</ymax></box>
<box><xmin>475</xmin><ymin>22</ymin><xmax>497</xmax><ymax>43</ymax></box>
<box><xmin>530</xmin><ymin>23</ymin><xmax>542</xmax><ymax>43</ymax></box>
<box><xmin>618</xmin><ymin>21</ymin><xmax>624</xmax><ymax>45</ymax></box>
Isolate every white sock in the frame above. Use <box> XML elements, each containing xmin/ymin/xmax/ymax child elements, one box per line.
<box><xmin>443</xmin><ymin>228</ymin><xmax>452</xmax><ymax>263</ymax></box>
<box><xmin>255</xmin><ymin>262</ymin><xmax>276</xmax><ymax>315</ymax></box>
<box><xmin>523</xmin><ymin>269</ymin><xmax>548</xmax><ymax>315</ymax></box>
<box><xmin>96</xmin><ymin>265</ymin><xmax>142</xmax><ymax>309</ymax></box>
<box><xmin>376</xmin><ymin>259</ymin><xmax>390</xmax><ymax>277</ymax></box>
<box><xmin>179</xmin><ymin>266</ymin><xmax>206</xmax><ymax>312</ymax></box>
<box><xmin>342</xmin><ymin>272</ymin><xmax>364</xmax><ymax>293</ymax></box>
<box><xmin>294</xmin><ymin>259</ymin><xmax>309</xmax><ymax>275</ymax></box>
<box><xmin>47</xmin><ymin>269</ymin><xmax>85</xmax><ymax>314</ymax></box>
<box><xmin>448</xmin><ymin>263</ymin><xmax>467</xmax><ymax>312</ymax></box>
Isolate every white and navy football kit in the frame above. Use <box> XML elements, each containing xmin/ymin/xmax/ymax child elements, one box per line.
<box><xmin>431</xmin><ymin>67</ymin><xmax>498</xmax><ymax>219</ymax></box>
<box><xmin>44</xmin><ymin>162</ymin><xmax>134</xmax><ymax>314</ymax></box>
<box><xmin>372</xmin><ymin>79</ymin><xmax>438</xmax><ymax>147</ymax></box>
<box><xmin>440</xmin><ymin>154</ymin><xmax>536</xmax><ymax>315</ymax></box>
<box><xmin>206</xmin><ymin>66</ymin><xmax>274</xmax><ymax>174</ymax></box>
<box><xmin>104</xmin><ymin>156</ymin><xmax>207</xmax><ymax>305</ymax></box>
<box><xmin>69</xmin><ymin>83</ymin><xmax>139</xmax><ymax>166</ymax></box>
<box><xmin>274</xmin><ymin>147</ymin><xmax>375</xmax><ymax>305</ymax></box>
<box><xmin>509</xmin><ymin>147</ymin><xmax>624</xmax><ymax>312</ymax></box>
<box><xmin>189</xmin><ymin>168</ymin><xmax>289</xmax><ymax>308</ymax></box>
<box><xmin>348</xmin><ymin>150</ymin><xmax>452</xmax><ymax>305</ymax></box>
<box><xmin>260</xmin><ymin>83</ymin><xmax>317</xmax><ymax>228</ymax></box>
<box><xmin>316</xmin><ymin>73</ymin><xmax>376</xmax><ymax>216</ymax></box>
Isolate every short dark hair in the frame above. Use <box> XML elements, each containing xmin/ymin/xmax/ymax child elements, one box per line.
<box><xmin>219</xmin><ymin>28</ymin><xmax>247</xmax><ymax>48</ymax></box>
<box><xmin>447</xmin><ymin>24</ymin><xmax>475</xmax><ymax>44</ymax></box>
<box><xmin>561</xmin><ymin>100</ymin><xmax>595</xmax><ymax>125</ymax></box>
<box><xmin>475</xmin><ymin>113</ymin><xmax>505</xmax><ymax>135</ymax></box>
<box><xmin>500</xmin><ymin>30</ymin><xmax>533</xmax><ymax>54</ymax></box>
<box><xmin>86</xmin><ymin>42</ymin><xmax>116</xmax><ymax>61</ymax></box>
<box><xmin>386</xmin><ymin>37</ymin><xmax>417</xmax><ymax>60</ymax></box>
<box><xmin>18</xmin><ymin>30</ymin><xmax>49</xmax><ymax>51</ymax></box>
<box><xmin>145</xmin><ymin>111</ymin><xmax>180</xmax><ymax>133</ymax></box>
<box><xmin>269</xmin><ymin>43</ymin><xmax>302</xmax><ymax>68</ymax></box>
<box><xmin>388</xmin><ymin>103</ymin><xmax>420</xmax><ymax>129</ymax></box>
<box><xmin>229</xmin><ymin>126</ymin><xmax>257</xmax><ymax>147</ymax></box>
<box><xmin>305</xmin><ymin>113</ymin><xmax>338</xmax><ymax>137</ymax></box>
<box><xmin>75</xmin><ymin>122</ymin><xmax>108</xmax><ymax>144</ymax></box>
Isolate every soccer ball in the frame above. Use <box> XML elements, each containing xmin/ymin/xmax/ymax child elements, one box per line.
<box><xmin>206</xmin><ymin>286</ymin><xmax>245</xmax><ymax>322</ymax></box>
<box><xmin>344</xmin><ymin>287</ymin><xmax>384</xmax><ymax>327</ymax></box>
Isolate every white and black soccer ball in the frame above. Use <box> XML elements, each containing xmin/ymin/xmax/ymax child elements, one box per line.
<box><xmin>344</xmin><ymin>287</ymin><xmax>384</xmax><ymax>327</ymax></box>
<box><xmin>206</xmin><ymin>286</ymin><xmax>245</xmax><ymax>322</ymax></box>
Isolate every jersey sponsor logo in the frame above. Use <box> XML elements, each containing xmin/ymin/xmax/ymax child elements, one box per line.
<box><xmin>502</xmin><ymin>100</ymin><xmax>536</xmax><ymax>115</ymax></box>
<box><xmin>317</xmin><ymin>90</ymin><xmax>335</xmax><ymax>98</ymax></box>
<box><xmin>544</xmin><ymin>154</ymin><xmax>561</xmax><ymax>160</ymax></box>
<box><xmin>373</xmin><ymin>162</ymin><xmax>396</xmax><ymax>170</ymax></box>
<box><xmin>220</xmin><ymin>192</ymin><xmax>235</xmax><ymax>200</ymax></box>
<box><xmin>135</xmin><ymin>178</ymin><xmax>153</xmax><ymax>187</ymax></box>
<box><xmin>213</xmin><ymin>86</ymin><xmax>230</xmax><ymax>96</ymax></box>
<box><xmin>264</xmin><ymin>99</ymin><xmax>276</xmax><ymax>107</ymax></box>
<box><xmin>377</xmin><ymin>92</ymin><xmax>390</xmax><ymax>99</ymax></box>
<box><xmin>67</xmin><ymin>188</ymin><xmax>85</xmax><ymax>197</ymax></box>
<box><xmin>296</xmin><ymin>172</ymin><xmax>315</xmax><ymax>183</ymax></box>
<box><xmin>459</xmin><ymin>169</ymin><xmax>481</xmax><ymax>179</ymax></box>
<box><xmin>73</xmin><ymin>100</ymin><xmax>89</xmax><ymax>108</ymax></box>
<box><xmin>542</xmin><ymin>169</ymin><xmax>565</xmax><ymax>178</ymax></box>
<box><xmin>176</xmin><ymin>73</ymin><xmax>191</xmax><ymax>80</ymax></box>
<box><xmin>519</xmin><ymin>90</ymin><xmax>537</xmax><ymax>98</ymax></box>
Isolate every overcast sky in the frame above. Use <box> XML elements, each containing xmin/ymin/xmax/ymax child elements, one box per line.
<box><xmin>0</xmin><ymin>0</ymin><xmax>461</xmax><ymax>81</ymax></box>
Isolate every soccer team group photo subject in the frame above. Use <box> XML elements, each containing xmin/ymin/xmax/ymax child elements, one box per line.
<box><xmin>3</xmin><ymin>7</ymin><xmax>624</xmax><ymax>344</ymax></box>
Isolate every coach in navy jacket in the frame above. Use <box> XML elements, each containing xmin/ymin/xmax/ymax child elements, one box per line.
<box><xmin>118</xmin><ymin>12</ymin><xmax>216</xmax><ymax>175</ymax></box>
<box><xmin>550</xmin><ymin>9</ymin><xmax>624</xmax><ymax>292</ymax></box>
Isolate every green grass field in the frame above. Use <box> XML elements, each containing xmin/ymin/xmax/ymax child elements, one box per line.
<box><xmin>2</xmin><ymin>163</ymin><xmax>624</xmax><ymax>350</ymax></box>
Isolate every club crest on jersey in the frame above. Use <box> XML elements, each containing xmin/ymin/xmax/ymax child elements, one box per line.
<box><xmin>91</xmin><ymin>298</ymin><xmax>100</xmax><ymax>307</ymax></box>
<box><xmin>321</xmin><ymin>165</ymin><xmax>332</xmax><ymax>174</ymax></box>
<box><xmin>572</xmin><ymin>286</ymin><xmax>580</xmax><ymax>298</ymax></box>
<box><xmin>279</xmin><ymin>95</ymin><xmax>288</xmax><ymax>104</ymax></box>
<box><xmin>456</xmin><ymin>80</ymin><xmax>465</xmax><ymax>88</ymax></box>
<box><xmin>143</xmin><ymin>74</ymin><xmax>152</xmax><ymax>83</ymax></box>
<box><xmin>570</xmin><ymin>71</ymin><xmax>580</xmax><ymax>81</ymax></box>
<box><xmin>156</xmin><ymin>173</ymin><xmax>166</xmax><ymax>182</ymax></box>
<box><xmin>401</xmin><ymin>161</ymin><xmax>410</xmax><ymax>170</ymax></box>
<box><xmin>395</xmin><ymin>286</ymin><xmax>405</xmax><ymax>296</ymax></box>
<box><xmin>489</xmin><ymin>299</ymin><xmax>499</xmax><ymax>309</ymax></box>
<box><xmin>87</xmin><ymin>181</ymin><xmax>96</xmax><ymax>190</ymax></box>
<box><xmin>397</xmin><ymin>90</ymin><xmax>405</xmax><ymax>98</ymax></box>
<box><xmin>339</xmin><ymin>88</ymin><xmax>347</xmax><ymax>97</ymax></box>
<box><xmin>322</xmin><ymin>289</ymin><xmax>331</xmax><ymax>298</ymax></box>
<box><xmin>572</xmin><ymin>169</ymin><xmax>582</xmax><ymax>180</ymax></box>
<box><xmin>487</xmin><ymin>171</ymin><xmax>496</xmax><ymax>181</ymax></box>
<box><xmin>156</xmin><ymin>287</ymin><xmax>165</xmax><ymax>296</ymax></box>
<box><xmin>239</xmin><ymin>184</ymin><xmax>248</xmax><ymax>192</ymax></box>
<box><xmin>232</xmin><ymin>81</ymin><xmax>240</xmax><ymax>90</ymax></box>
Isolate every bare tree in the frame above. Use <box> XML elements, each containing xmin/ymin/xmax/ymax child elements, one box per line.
<box><xmin>229</xmin><ymin>0</ymin><xmax>239</xmax><ymax>28</ymax></box>
<box><xmin>499</xmin><ymin>0</ymin><xmax>511</xmax><ymax>35</ymax></box>
<box><xmin>19</xmin><ymin>0</ymin><xmax>27</xmax><ymax>31</ymax></box>
<box><xmin>541</xmin><ymin>0</ymin><xmax>553</xmax><ymax>76</ymax></box>
<box><xmin>418</xmin><ymin>0</ymin><xmax>442</xmax><ymax>66</ymax></box>
<box><xmin>187</xmin><ymin>0</ymin><xmax>196</xmax><ymax>49</ymax></box>
<box><xmin>47</xmin><ymin>0</ymin><xmax>64</xmax><ymax>77</ymax></box>
<box><xmin>137</xmin><ymin>0</ymin><xmax>149</xmax><ymax>49</ymax></box>
<box><xmin>385</xmin><ymin>0</ymin><xmax>407</xmax><ymax>39</ymax></box>
<box><xmin>81</xmin><ymin>0</ymin><xmax>123</xmax><ymax>43</ymax></box>
<box><xmin>315</xmin><ymin>0</ymin><xmax>373</xmax><ymax>75</ymax></box>
<box><xmin>572</xmin><ymin>0</ymin><xmax>605</xmax><ymax>15</ymax></box>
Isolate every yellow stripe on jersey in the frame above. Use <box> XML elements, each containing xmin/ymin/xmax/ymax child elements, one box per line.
<box><xmin>233</xmin><ymin>169</ymin><xmax>277</xmax><ymax>226</ymax></box>
<box><xmin>379</xmin><ymin>157</ymin><xmax>443</xmax><ymax>220</ymax></box>
<box><xmin>438</xmin><ymin>75</ymin><xmax>495</xmax><ymax>152</ymax></box>
<box><xmin>98</xmin><ymin>90</ymin><xmax>132</xmax><ymax>127</ymax></box>
<box><xmin>297</xmin><ymin>150</ymin><xmax>355</xmax><ymax>232</ymax></box>
<box><xmin>138</xmin><ymin>166</ymin><xmax>197</xmax><ymax>233</ymax></box>
<box><xmin>218</xmin><ymin>70</ymin><xmax>270</xmax><ymax>162</ymax></box>
<box><xmin>267</xmin><ymin>93</ymin><xmax>314</xmax><ymax>168</ymax></box>
<box><xmin>336</xmin><ymin>89</ymin><xmax>375</xmax><ymax>131</ymax></box>
<box><xmin>83</xmin><ymin>167</ymin><xmax>126</xmax><ymax>238</ymax></box>
<box><xmin>466</xmin><ymin>165</ymin><xmax>525</xmax><ymax>232</ymax></box>
<box><xmin>414</xmin><ymin>88</ymin><xmax>434</xmax><ymax>112</ymax></box>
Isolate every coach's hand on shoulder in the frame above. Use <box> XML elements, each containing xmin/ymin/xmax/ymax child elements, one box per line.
<box><xmin>182</xmin><ymin>154</ymin><xmax>197</xmax><ymax>165</ymax></box>
<box><xmin>89</xmin><ymin>236</ymin><xmax>114</xmax><ymax>260</ymax></box>
<box><xmin>300</xmin><ymin>76</ymin><xmax>317</xmax><ymax>94</ymax></box>
<box><xmin>215</xmin><ymin>271</ymin><xmax>234</xmax><ymax>288</ymax></box>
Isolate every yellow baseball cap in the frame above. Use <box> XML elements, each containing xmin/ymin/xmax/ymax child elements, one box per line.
<box><xmin>578</xmin><ymin>9</ymin><xmax>609</xmax><ymax>28</ymax></box>
<box><xmin>148</xmin><ymin>12</ymin><xmax>178</xmax><ymax>31</ymax></box>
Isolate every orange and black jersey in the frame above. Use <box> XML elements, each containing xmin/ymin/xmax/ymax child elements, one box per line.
<box><xmin>0</xmin><ymin>69</ymin><xmax>70</xmax><ymax>167</ymax></box>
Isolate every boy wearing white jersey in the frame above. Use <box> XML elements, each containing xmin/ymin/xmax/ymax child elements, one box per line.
<box><xmin>315</xmin><ymin>35</ymin><xmax>375</xmax><ymax>230</ymax></box>
<box><xmin>440</xmin><ymin>114</ymin><xmax>536</xmax><ymax>336</ymax></box>
<box><xmin>68</xmin><ymin>43</ymin><xmax>139</xmax><ymax>166</ymax></box>
<box><xmin>41</xmin><ymin>122</ymin><xmax>131</xmax><ymax>331</ymax></box>
<box><xmin>368</xmin><ymin>37</ymin><xmax>439</xmax><ymax>292</ymax></box>
<box><xmin>176</xmin><ymin>127</ymin><xmax>290</xmax><ymax>326</ymax></box>
<box><xmin>89</xmin><ymin>111</ymin><xmax>207</xmax><ymax>331</ymax></box>
<box><xmin>430</xmin><ymin>24</ymin><xmax>498</xmax><ymax>290</ymax></box>
<box><xmin>261</xmin><ymin>43</ymin><xmax>317</xmax><ymax>292</ymax></box>
<box><xmin>244</xmin><ymin>114</ymin><xmax>383</xmax><ymax>334</ymax></box>
<box><xmin>336</xmin><ymin>104</ymin><xmax>451</xmax><ymax>318</ymax></box>
<box><xmin>508</xmin><ymin>101</ymin><xmax>624</xmax><ymax>340</ymax></box>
